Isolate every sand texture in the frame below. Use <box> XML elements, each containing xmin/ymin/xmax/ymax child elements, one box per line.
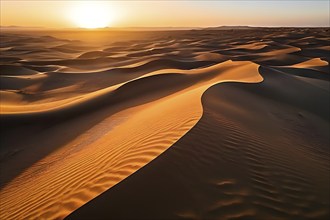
<box><xmin>0</xmin><ymin>27</ymin><xmax>329</xmax><ymax>220</ymax></box>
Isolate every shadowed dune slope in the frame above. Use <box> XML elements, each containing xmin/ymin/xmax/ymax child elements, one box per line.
<box><xmin>67</xmin><ymin>66</ymin><xmax>329</xmax><ymax>220</ymax></box>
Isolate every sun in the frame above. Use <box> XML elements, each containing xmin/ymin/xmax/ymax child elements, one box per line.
<box><xmin>70</xmin><ymin>2</ymin><xmax>113</xmax><ymax>29</ymax></box>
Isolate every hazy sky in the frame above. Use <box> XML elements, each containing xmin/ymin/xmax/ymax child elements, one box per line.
<box><xmin>1</xmin><ymin>0</ymin><xmax>329</xmax><ymax>28</ymax></box>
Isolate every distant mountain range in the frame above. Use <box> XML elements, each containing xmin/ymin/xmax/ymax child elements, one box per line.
<box><xmin>201</xmin><ymin>26</ymin><xmax>255</xmax><ymax>30</ymax></box>
<box><xmin>0</xmin><ymin>25</ymin><xmax>45</xmax><ymax>29</ymax></box>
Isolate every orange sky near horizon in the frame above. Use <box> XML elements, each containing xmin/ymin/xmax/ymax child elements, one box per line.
<box><xmin>1</xmin><ymin>0</ymin><xmax>329</xmax><ymax>28</ymax></box>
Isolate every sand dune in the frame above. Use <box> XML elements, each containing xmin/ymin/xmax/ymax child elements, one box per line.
<box><xmin>67</xmin><ymin>66</ymin><xmax>330</xmax><ymax>220</ymax></box>
<box><xmin>0</xmin><ymin>27</ymin><xmax>329</xmax><ymax>219</ymax></box>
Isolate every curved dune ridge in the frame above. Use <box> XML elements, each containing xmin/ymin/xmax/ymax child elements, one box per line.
<box><xmin>0</xmin><ymin>28</ymin><xmax>329</xmax><ymax>219</ymax></box>
<box><xmin>67</xmin><ymin>66</ymin><xmax>329</xmax><ymax>220</ymax></box>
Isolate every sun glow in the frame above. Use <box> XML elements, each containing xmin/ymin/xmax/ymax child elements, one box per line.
<box><xmin>70</xmin><ymin>2</ymin><xmax>113</xmax><ymax>29</ymax></box>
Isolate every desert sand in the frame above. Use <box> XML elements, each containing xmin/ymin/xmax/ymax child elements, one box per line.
<box><xmin>0</xmin><ymin>27</ymin><xmax>329</xmax><ymax>220</ymax></box>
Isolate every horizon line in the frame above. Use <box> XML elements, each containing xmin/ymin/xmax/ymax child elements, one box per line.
<box><xmin>1</xmin><ymin>25</ymin><xmax>329</xmax><ymax>30</ymax></box>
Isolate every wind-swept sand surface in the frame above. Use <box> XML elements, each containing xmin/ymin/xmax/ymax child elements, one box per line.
<box><xmin>0</xmin><ymin>28</ymin><xmax>329</xmax><ymax>219</ymax></box>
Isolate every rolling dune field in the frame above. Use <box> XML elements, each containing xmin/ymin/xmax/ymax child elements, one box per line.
<box><xmin>0</xmin><ymin>27</ymin><xmax>329</xmax><ymax>220</ymax></box>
